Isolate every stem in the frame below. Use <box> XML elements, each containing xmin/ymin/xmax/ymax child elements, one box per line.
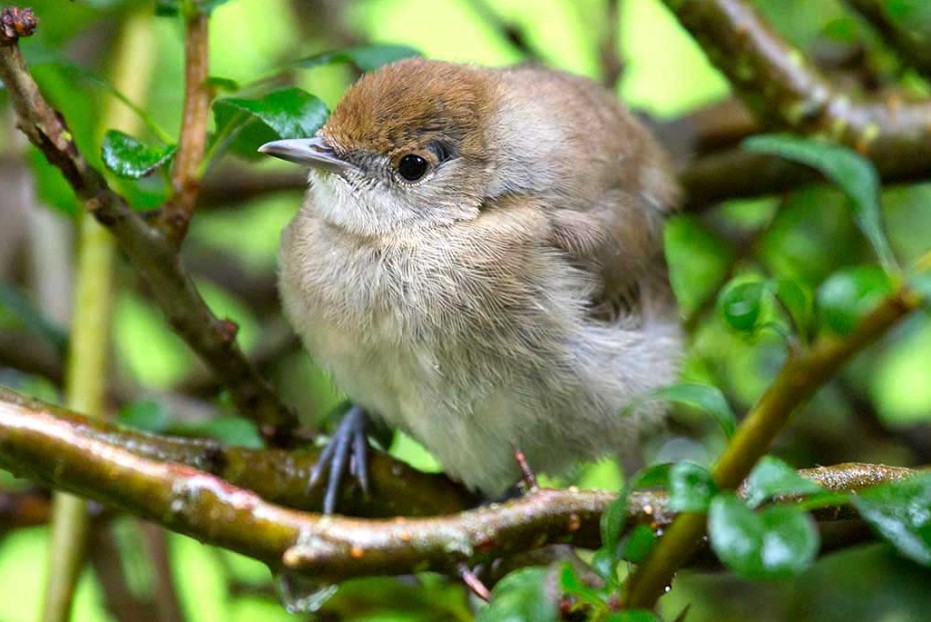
<box><xmin>40</xmin><ymin>9</ymin><xmax>157</xmax><ymax>622</ymax></box>
<box><xmin>159</xmin><ymin>10</ymin><xmax>211</xmax><ymax>243</ymax></box>
<box><xmin>624</xmin><ymin>255</ymin><xmax>929</xmax><ymax>608</ymax></box>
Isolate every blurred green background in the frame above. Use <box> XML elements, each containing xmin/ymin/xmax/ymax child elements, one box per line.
<box><xmin>1</xmin><ymin>0</ymin><xmax>930</xmax><ymax>620</ymax></box>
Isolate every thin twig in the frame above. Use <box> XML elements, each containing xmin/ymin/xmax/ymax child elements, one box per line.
<box><xmin>0</xmin><ymin>8</ymin><xmax>298</xmax><ymax>442</ymax></box>
<box><xmin>624</xmin><ymin>252</ymin><xmax>930</xmax><ymax>608</ymax></box>
<box><xmin>159</xmin><ymin>10</ymin><xmax>211</xmax><ymax>243</ymax></box>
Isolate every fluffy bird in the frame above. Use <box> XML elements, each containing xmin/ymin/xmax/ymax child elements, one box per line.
<box><xmin>260</xmin><ymin>58</ymin><xmax>682</xmax><ymax>511</ymax></box>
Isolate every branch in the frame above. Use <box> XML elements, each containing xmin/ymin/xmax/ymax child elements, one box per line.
<box><xmin>0</xmin><ymin>7</ymin><xmax>298</xmax><ymax>442</ymax></box>
<box><xmin>0</xmin><ymin>385</ymin><xmax>918</xmax><ymax>582</ymax></box>
<box><xmin>624</xmin><ymin>253</ymin><xmax>930</xmax><ymax>608</ymax></box>
<box><xmin>159</xmin><ymin>9</ymin><xmax>211</xmax><ymax>243</ymax></box>
<box><xmin>662</xmin><ymin>0</ymin><xmax>931</xmax><ymax>191</ymax></box>
<box><xmin>0</xmin><ymin>386</ymin><xmax>477</xmax><ymax>517</ymax></box>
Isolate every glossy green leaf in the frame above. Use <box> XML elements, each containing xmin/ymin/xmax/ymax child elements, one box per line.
<box><xmin>744</xmin><ymin>135</ymin><xmax>897</xmax><ymax>271</ymax></box>
<box><xmin>668</xmin><ymin>461</ymin><xmax>718</xmax><ymax>512</ymax></box>
<box><xmin>852</xmin><ymin>473</ymin><xmax>931</xmax><ymax>566</ymax></box>
<box><xmin>744</xmin><ymin>456</ymin><xmax>823</xmax><ymax>509</ymax></box>
<box><xmin>291</xmin><ymin>44</ymin><xmax>421</xmax><ymax>72</ymax></box>
<box><xmin>212</xmin><ymin>87</ymin><xmax>328</xmax><ymax>159</ymax></box>
<box><xmin>477</xmin><ymin>567</ymin><xmax>556</xmax><ymax>622</ymax></box>
<box><xmin>630</xmin><ymin>384</ymin><xmax>736</xmax><ymax>438</ymax></box>
<box><xmin>116</xmin><ymin>401</ymin><xmax>170</xmax><ymax>433</ymax></box>
<box><xmin>709</xmin><ymin>495</ymin><xmax>819</xmax><ymax>579</ymax></box>
<box><xmin>102</xmin><ymin>130</ymin><xmax>177</xmax><ymax>179</ymax></box>
<box><xmin>718</xmin><ymin>279</ymin><xmax>766</xmax><ymax>332</ymax></box>
<box><xmin>817</xmin><ymin>266</ymin><xmax>895</xmax><ymax>334</ymax></box>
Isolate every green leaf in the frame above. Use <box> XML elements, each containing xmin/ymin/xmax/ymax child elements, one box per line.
<box><xmin>743</xmin><ymin>456</ymin><xmax>823</xmax><ymax>509</ymax></box>
<box><xmin>708</xmin><ymin>494</ymin><xmax>819</xmax><ymax>579</ymax></box>
<box><xmin>590</xmin><ymin>547</ymin><xmax>619</xmax><ymax>583</ymax></box>
<box><xmin>558</xmin><ymin>564</ymin><xmax>604</xmax><ymax>606</ymax></box>
<box><xmin>744</xmin><ymin>135</ymin><xmax>897</xmax><ymax>271</ymax></box>
<box><xmin>817</xmin><ymin>265</ymin><xmax>895</xmax><ymax>334</ymax></box>
<box><xmin>477</xmin><ymin>567</ymin><xmax>556</xmax><ymax>622</ymax></box>
<box><xmin>600</xmin><ymin>486</ymin><xmax>628</xmax><ymax>555</ymax></box>
<box><xmin>771</xmin><ymin>279</ymin><xmax>813</xmax><ymax>338</ymax></box>
<box><xmin>101</xmin><ymin>130</ymin><xmax>177</xmax><ymax>179</ymax></box>
<box><xmin>116</xmin><ymin>401</ymin><xmax>171</xmax><ymax>433</ymax></box>
<box><xmin>628</xmin><ymin>384</ymin><xmax>736</xmax><ymax>439</ymax></box>
<box><xmin>196</xmin><ymin>417</ymin><xmax>264</xmax><ymax>448</ymax></box>
<box><xmin>668</xmin><ymin>461</ymin><xmax>718</xmax><ymax>512</ymax></box>
<box><xmin>207</xmin><ymin>76</ymin><xmax>240</xmax><ymax>94</ymax></box>
<box><xmin>212</xmin><ymin>87</ymin><xmax>329</xmax><ymax>159</ymax></box>
<box><xmin>291</xmin><ymin>44</ymin><xmax>421</xmax><ymax>72</ymax></box>
<box><xmin>621</xmin><ymin>524</ymin><xmax>658</xmax><ymax>563</ymax></box>
<box><xmin>718</xmin><ymin>279</ymin><xmax>766</xmax><ymax>332</ymax></box>
<box><xmin>629</xmin><ymin>463</ymin><xmax>673</xmax><ymax>489</ymax></box>
<box><xmin>852</xmin><ymin>473</ymin><xmax>931</xmax><ymax>566</ymax></box>
<box><xmin>27</xmin><ymin>148</ymin><xmax>79</xmax><ymax>216</ymax></box>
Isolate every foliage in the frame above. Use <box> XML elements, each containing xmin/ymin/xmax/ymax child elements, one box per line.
<box><xmin>0</xmin><ymin>0</ymin><xmax>930</xmax><ymax>621</ymax></box>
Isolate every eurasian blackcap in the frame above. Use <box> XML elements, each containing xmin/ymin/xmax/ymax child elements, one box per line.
<box><xmin>260</xmin><ymin>58</ymin><xmax>682</xmax><ymax>511</ymax></box>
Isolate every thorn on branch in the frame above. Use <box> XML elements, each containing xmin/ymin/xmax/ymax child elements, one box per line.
<box><xmin>217</xmin><ymin>318</ymin><xmax>240</xmax><ymax>343</ymax></box>
<box><xmin>511</xmin><ymin>442</ymin><xmax>538</xmax><ymax>492</ymax></box>
<box><xmin>0</xmin><ymin>7</ymin><xmax>37</xmax><ymax>45</ymax></box>
<box><xmin>458</xmin><ymin>563</ymin><xmax>492</xmax><ymax>602</ymax></box>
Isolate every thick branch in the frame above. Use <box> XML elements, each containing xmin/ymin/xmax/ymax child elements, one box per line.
<box><xmin>662</xmin><ymin>0</ymin><xmax>931</xmax><ymax>188</ymax></box>
<box><xmin>0</xmin><ymin>385</ymin><xmax>918</xmax><ymax>581</ymax></box>
<box><xmin>0</xmin><ymin>387</ymin><xmax>476</xmax><ymax>517</ymax></box>
<box><xmin>159</xmin><ymin>10</ymin><xmax>210</xmax><ymax>243</ymax></box>
<box><xmin>0</xmin><ymin>9</ymin><xmax>298</xmax><ymax>441</ymax></box>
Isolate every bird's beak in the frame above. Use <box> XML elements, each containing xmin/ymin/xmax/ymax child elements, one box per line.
<box><xmin>257</xmin><ymin>137</ymin><xmax>354</xmax><ymax>172</ymax></box>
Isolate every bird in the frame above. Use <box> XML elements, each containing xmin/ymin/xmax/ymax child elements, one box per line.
<box><xmin>259</xmin><ymin>58</ymin><xmax>683</xmax><ymax>512</ymax></box>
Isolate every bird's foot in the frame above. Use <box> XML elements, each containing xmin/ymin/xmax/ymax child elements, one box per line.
<box><xmin>510</xmin><ymin>442</ymin><xmax>538</xmax><ymax>493</ymax></box>
<box><xmin>309</xmin><ymin>404</ymin><xmax>370</xmax><ymax>514</ymax></box>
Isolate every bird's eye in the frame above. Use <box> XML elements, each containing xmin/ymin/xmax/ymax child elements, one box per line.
<box><xmin>397</xmin><ymin>154</ymin><xmax>429</xmax><ymax>182</ymax></box>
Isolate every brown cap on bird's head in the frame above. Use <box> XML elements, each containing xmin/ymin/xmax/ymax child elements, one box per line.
<box><xmin>320</xmin><ymin>58</ymin><xmax>494</xmax><ymax>161</ymax></box>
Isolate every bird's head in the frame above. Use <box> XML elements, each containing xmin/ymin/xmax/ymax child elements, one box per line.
<box><xmin>260</xmin><ymin>58</ymin><xmax>496</xmax><ymax>237</ymax></box>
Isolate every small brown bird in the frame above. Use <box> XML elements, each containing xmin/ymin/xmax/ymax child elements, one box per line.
<box><xmin>260</xmin><ymin>58</ymin><xmax>682</xmax><ymax>511</ymax></box>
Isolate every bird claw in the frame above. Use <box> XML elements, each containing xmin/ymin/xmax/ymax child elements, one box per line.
<box><xmin>309</xmin><ymin>404</ymin><xmax>370</xmax><ymax>514</ymax></box>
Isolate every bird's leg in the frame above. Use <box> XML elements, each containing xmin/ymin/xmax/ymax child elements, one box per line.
<box><xmin>510</xmin><ymin>442</ymin><xmax>538</xmax><ymax>493</ymax></box>
<box><xmin>309</xmin><ymin>404</ymin><xmax>370</xmax><ymax>514</ymax></box>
